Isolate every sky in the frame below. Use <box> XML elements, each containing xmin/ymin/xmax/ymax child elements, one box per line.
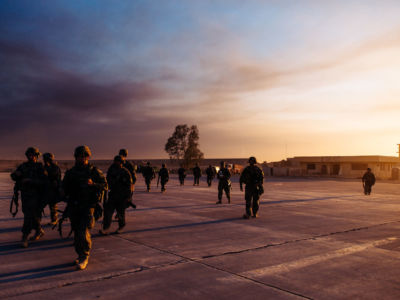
<box><xmin>1</xmin><ymin>0</ymin><xmax>400</xmax><ymax>161</ymax></box>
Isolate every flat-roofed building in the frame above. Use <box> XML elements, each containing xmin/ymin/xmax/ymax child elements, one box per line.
<box><xmin>280</xmin><ymin>156</ymin><xmax>400</xmax><ymax>179</ymax></box>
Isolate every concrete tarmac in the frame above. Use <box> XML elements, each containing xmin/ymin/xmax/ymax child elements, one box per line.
<box><xmin>1</xmin><ymin>173</ymin><xmax>400</xmax><ymax>299</ymax></box>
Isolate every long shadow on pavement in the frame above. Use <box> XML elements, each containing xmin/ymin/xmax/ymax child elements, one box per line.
<box><xmin>0</xmin><ymin>237</ymin><xmax>72</xmax><ymax>255</ymax></box>
<box><xmin>0</xmin><ymin>262</ymin><xmax>75</xmax><ymax>284</ymax></box>
<box><xmin>118</xmin><ymin>217</ymin><xmax>241</xmax><ymax>235</ymax></box>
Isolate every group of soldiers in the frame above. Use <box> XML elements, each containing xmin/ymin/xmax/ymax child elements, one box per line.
<box><xmin>10</xmin><ymin>146</ymin><xmax>265</xmax><ymax>271</ymax></box>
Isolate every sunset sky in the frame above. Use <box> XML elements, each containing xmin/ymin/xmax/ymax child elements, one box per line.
<box><xmin>1</xmin><ymin>1</ymin><xmax>400</xmax><ymax>161</ymax></box>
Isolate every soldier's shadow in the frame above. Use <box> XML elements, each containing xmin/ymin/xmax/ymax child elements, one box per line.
<box><xmin>0</xmin><ymin>262</ymin><xmax>75</xmax><ymax>283</ymax></box>
<box><xmin>0</xmin><ymin>237</ymin><xmax>73</xmax><ymax>255</ymax></box>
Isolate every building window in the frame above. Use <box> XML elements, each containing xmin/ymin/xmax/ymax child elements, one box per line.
<box><xmin>351</xmin><ymin>163</ymin><xmax>368</xmax><ymax>170</ymax></box>
<box><xmin>307</xmin><ymin>164</ymin><xmax>316</xmax><ymax>170</ymax></box>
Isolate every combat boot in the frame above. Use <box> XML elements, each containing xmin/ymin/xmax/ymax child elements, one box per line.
<box><xmin>76</xmin><ymin>256</ymin><xmax>89</xmax><ymax>270</ymax></box>
<box><xmin>115</xmin><ymin>226</ymin><xmax>125</xmax><ymax>234</ymax></box>
<box><xmin>30</xmin><ymin>229</ymin><xmax>44</xmax><ymax>241</ymax></box>
<box><xmin>228</xmin><ymin>197</ymin><xmax>231</xmax><ymax>204</ymax></box>
<box><xmin>242</xmin><ymin>214</ymin><xmax>250</xmax><ymax>219</ymax></box>
<box><xmin>216</xmin><ymin>200</ymin><xmax>222</xmax><ymax>204</ymax></box>
<box><xmin>21</xmin><ymin>235</ymin><xmax>28</xmax><ymax>248</ymax></box>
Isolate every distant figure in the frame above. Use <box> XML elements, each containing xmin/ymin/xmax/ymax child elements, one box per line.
<box><xmin>11</xmin><ymin>147</ymin><xmax>47</xmax><ymax>248</ymax></box>
<box><xmin>101</xmin><ymin>155</ymin><xmax>132</xmax><ymax>235</ymax></box>
<box><xmin>142</xmin><ymin>161</ymin><xmax>156</xmax><ymax>192</ymax></box>
<box><xmin>240</xmin><ymin>156</ymin><xmax>264</xmax><ymax>219</ymax></box>
<box><xmin>192</xmin><ymin>163</ymin><xmax>202</xmax><ymax>186</ymax></box>
<box><xmin>216</xmin><ymin>161</ymin><xmax>231</xmax><ymax>204</ymax></box>
<box><xmin>62</xmin><ymin>145</ymin><xmax>107</xmax><ymax>270</ymax></box>
<box><xmin>158</xmin><ymin>163</ymin><xmax>170</xmax><ymax>192</ymax></box>
<box><xmin>119</xmin><ymin>149</ymin><xmax>136</xmax><ymax>209</ymax></box>
<box><xmin>43</xmin><ymin>152</ymin><xmax>62</xmax><ymax>226</ymax></box>
<box><xmin>362</xmin><ymin>168</ymin><xmax>376</xmax><ymax>195</ymax></box>
<box><xmin>206</xmin><ymin>165</ymin><xmax>216</xmax><ymax>187</ymax></box>
<box><xmin>178</xmin><ymin>165</ymin><xmax>186</xmax><ymax>185</ymax></box>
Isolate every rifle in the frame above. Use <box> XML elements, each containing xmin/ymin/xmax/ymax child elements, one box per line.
<box><xmin>52</xmin><ymin>205</ymin><xmax>72</xmax><ymax>238</ymax></box>
<box><xmin>10</xmin><ymin>184</ymin><xmax>19</xmax><ymax>217</ymax></box>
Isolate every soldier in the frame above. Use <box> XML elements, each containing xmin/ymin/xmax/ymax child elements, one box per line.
<box><xmin>178</xmin><ymin>165</ymin><xmax>186</xmax><ymax>186</ymax></box>
<box><xmin>216</xmin><ymin>161</ymin><xmax>231</xmax><ymax>204</ymax></box>
<box><xmin>142</xmin><ymin>161</ymin><xmax>156</xmax><ymax>192</ymax></box>
<box><xmin>100</xmin><ymin>155</ymin><xmax>132</xmax><ymax>235</ymax></box>
<box><xmin>362</xmin><ymin>168</ymin><xmax>376</xmax><ymax>195</ymax></box>
<box><xmin>206</xmin><ymin>164</ymin><xmax>216</xmax><ymax>187</ymax></box>
<box><xmin>43</xmin><ymin>153</ymin><xmax>62</xmax><ymax>226</ymax></box>
<box><xmin>192</xmin><ymin>163</ymin><xmax>202</xmax><ymax>186</ymax></box>
<box><xmin>158</xmin><ymin>163</ymin><xmax>170</xmax><ymax>192</ymax></box>
<box><xmin>62</xmin><ymin>146</ymin><xmax>107</xmax><ymax>270</ymax></box>
<box><xmin>11</xmin><ymin>147</ymin><xmax>47</xmax><ymax>248</ymax></box>
<box><xmin>240</xmin><ymin>156</ymin><xmax>264</xmax><ymax>219</ymax></box>
<box><xmin>118</xmin><ymin>149</ymin><xmax>136</xmax><ymax>209</ymax></box>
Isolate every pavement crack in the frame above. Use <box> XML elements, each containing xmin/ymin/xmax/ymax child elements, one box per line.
<box><xmin>201</xmin><ymin>220</ymin><xmax>400</xmax><ymax>259</ymax></box>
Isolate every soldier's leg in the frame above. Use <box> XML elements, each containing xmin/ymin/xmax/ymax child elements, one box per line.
<box><xmin>161</xmin><ymin>180</ymin><xmax>166</xmax><ymax>192</ymax></box>
<box><xmin>252</xmin><ymin>191</ymin><xmax>260</xmax><ymax>217</ymax></box>
<box><xmin>217</xmin><ymin>183</ymin><xmax>223</xmax><ymax>204</ymax></box>
<box><xmin>116</xmin><ymin>202</ymin><xmax>126</xmax><ymax>231</ymax></box>
<box><xmin>224</xmin><ymin>185</ymin><xmax>231</xmax><ymax>203</ymax></box>
<box><xmin>50</xmin><ymin>202</ymin><xmax>58</xmax><ymax>223</ymax></box>
<box><xmin>244</xmin><ymin>188</ymin><xmax>252</xmax><ymax>217</ymax></box>
<box><xmin>367</xmin><ymin>184</ymin><xmax>372</xmax><ymax>195</ymax></box>
<box><xmin>75</xmin><ymin>208</ymin><xmax>94</xmax><ymax>270</ymax></box>
<box><xmin>145</xmin><ymin>178</ymin><xmax>151</xmax><ymax>191</ymax></box>
<box><xmin>102</xmin><ymin>199</ymin><xmax>115</xmax><ymax>232</ymax></box>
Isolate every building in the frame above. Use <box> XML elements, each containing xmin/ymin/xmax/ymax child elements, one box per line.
<box><xmin>264</xmin><ymin>156</ymin><xmax>400</xmax><ymax>179</ymax></box>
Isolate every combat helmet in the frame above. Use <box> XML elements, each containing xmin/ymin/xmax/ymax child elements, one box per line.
<box><xmin>74</xmin><ymin>145</ymin><xmax>91</xmax><ymax>158</ymax></box>
<box><xmin>43</xmin><ymin>152</ymin><xmax>54</xmax><ymax>162</ymax></box>
<box><xmin>25</xmin><ymin>147</ymin><xmax>41</xmax><ymax>157</ymax></box>
<box><xmin>248</xmin><ymin>156</ymin><xmax>257</xmax><ymax>164</ymax></box>
<box><xmin>119</xmin><ymin>149</ymin><xmax>128</xmax><ymax>157</ymax></box>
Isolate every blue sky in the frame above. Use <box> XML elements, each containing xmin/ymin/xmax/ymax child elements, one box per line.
<box><xmin>2</xmin><ymin>1</ymin><xmax>400</xmax><ymax>160</ymax></box>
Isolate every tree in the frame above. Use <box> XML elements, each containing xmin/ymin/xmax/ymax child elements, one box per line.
<box><xmin>165</xmin><ymin>124</ymin><xmax>204</xmax><ymax>168</ymax></box>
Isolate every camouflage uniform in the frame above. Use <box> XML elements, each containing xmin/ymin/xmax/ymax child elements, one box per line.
<box><xmin>102</xmin><ymin>159</ymin><xmax>132</xmax><ymax>232</ymax></box>
<box><xmin>240</xmin><ymin>158</ymin><xmax>264</xmax><ymax>218</ymax></box>
<box><xmin>192</xmin><ymin>165</ymin><xmax>202</xmax><ymax>186</ymax></box>
<box><xmin>216</xmin><ymin>164</ymin><xmax>231</xmax><ymax>204</ymax></box>
<box><xmin>178</xmin><ymin>167</ymin><xmax>186</xmax><ymax>185</ymax></box>
<box><xmin>206</xmin><ymin>165</ymin><xmax>216</xmax><ymax>187</ymax></box>
<box><xmin>62</xmin><ymin>147</ymin><xmax>107</xmax><ymax>268</ymax></box>
<box><xmin>11</xmin><ymin>149</ymin><xmax>47</xmax><ymax>245</ymax></box>
<box><xmin>158</xmin><ymin>165</ymin><xmax>169</xmax><ymax>192</ymax></box>
<box><xmin>362</xmin><ymin>169</ymin><xmax>376</xmax><ymax>195</ymax></box>
<box><xmin>43</xmin><ymin>154</ymin><xmax>61</xmax><ymax>224</ymax></box>
<box><xmin>142</xmin><ymin>163</ymin><xmax>156</xmax><ymax>192</ymax></box>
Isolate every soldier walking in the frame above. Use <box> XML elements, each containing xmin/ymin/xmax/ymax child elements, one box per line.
<box><xmin>206</xmin><ymin>165</ymin><xmax>216</xmax><ymax>187</ymax></box>
<box><xmin>178</xmin><ymin>165</ymin><xmax>186</xmax><ymax>186</ymax></box>
<box><xmin>192</xmin><ymin>163</ymin><xmax>202</xmax><ymax>186</ymax></box>
<box><xmin>216</xmin><ymin>161</ymin><xmax>231</xmax><ymax>204</ymax></box>
<box><xmin>158</xmin><ymin>163</ymin><xmax>169</xmax><ymax>192</ymax></box>
<box><xmin>100</xmin><ymin>155</ymin><xmax>132</xmax><ymax>235</ymax></box>
<box><xmin>11</xmin><ymin>147</ymin><xmax>47</xmax><ymax>248</ymax></box>
<box><xmin>240</xmin><ymin>157</ymin><xmax>264</xmax><ymax>219</ymax></box>
<box><xmin>119</xmin><ymin>149</ymin><xmax>136</xmax><ymax>209</ymax></box>
<box><xmin>362</xmin><ymin>168</ymin><xmax>376</xmax><ymax>195</ymax></box>
<box><xmin>43</xmin><ymin>153</ymin><xmax>61</xmax><ymax>226</ymax></box>
<box><xmin>142</xmin><ymin>161</ymin><xmax>156</xmax><ymax>192</ymax></box>
<box><xmin>62</xmin><ymin>146</ymin><xmax>107</xmax><ymax>270</ymax></box>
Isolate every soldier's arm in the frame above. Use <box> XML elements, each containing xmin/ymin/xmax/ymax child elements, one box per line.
<box><xmin>92</xmin><ymin>168</ymin><xmax>108</xmax><ymax>191</ymax></box>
